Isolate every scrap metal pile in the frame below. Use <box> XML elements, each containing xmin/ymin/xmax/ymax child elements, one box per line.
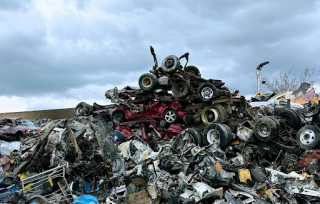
<box><xmin>1</xmin><ymin>47</ymin><xmax>320</xmax><ymax>203</ymax></box>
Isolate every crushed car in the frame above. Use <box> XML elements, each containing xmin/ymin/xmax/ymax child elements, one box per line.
<box><xmin>0</xmin><ymin>118</ymin><xmax>38</xmax><ymax>141</ymax></box>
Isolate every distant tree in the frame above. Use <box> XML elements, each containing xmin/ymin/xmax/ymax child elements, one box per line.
<box><xmin>263</xmin><ymin>68</ymin><xmax>318</xmax><ymax>94</ymax></box>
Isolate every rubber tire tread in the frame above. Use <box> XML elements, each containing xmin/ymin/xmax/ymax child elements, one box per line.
<box><xmin>201</xmin><ymin>104</ymin><xmax>228</xmax><ymax>125</ymax></box>
<box><xmin>253</xmin><ymin>116</ymin><xmax>279</xmax><ymax>142</ymax></box>
<box><xmin>112</xmin><ymin>110</ymin><xmax>125</xmax><ymax>124</ymax></box>
<box><xmin>161</xmin><ymin>55</ymin><xmax>180</xmax><ymax>73</ymax></box>
<box><xmin>197</xmin><ymin>83</ymin><xmax>217</xmax><ymax>103</ymax></box>
<box><xmin>75</xmin><ymin>102</ymin><xmax>91</xmax><ymax>117</ymax></box>
<box><xmin>138</xmin><ymin>73</ymin><xmax>159</xmax><ymax>92</ymax></box>
<box><xmin>184</xmin><ymin>65</ymin><xmax>201</xmax><ymax>77</ymax></box>
<box><xmin>277</xmin><ymin>108</ymin><xmax>301</xmax><ymax>129</ymax></box>
<box><xmin>203</xmin><ymin>123</ymin><xmax>230</xmax><ymax>148</ymax></box>
<box><xmin>186</xmin><ymin>128</ymin><xmax>203</xmax><ymax>147</ymax></box>
<box><xmin>172</xmin><ymin>81</ymin><xmax>189</xmax><ymax>98</ymax></box>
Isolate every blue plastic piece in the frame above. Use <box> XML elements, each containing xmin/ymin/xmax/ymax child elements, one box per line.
<box><xmin>0</xmin><ymin>187</ymin><xmax>20</xmax><ymax>201</ymax></box>
<box><xmin>73</xmin><ymin>195</ymin><xmax>99</xmax><ymax>204</ymax></box>
<box><xmin>114</xmin><ymin>130</ymin><xmax>124</xmax><ymax>143</ymax></box>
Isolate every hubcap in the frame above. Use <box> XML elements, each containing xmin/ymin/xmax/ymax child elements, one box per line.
<box><xmin>165</xmin><ymin>58</ymin><xmax>174</xmax><ymax>68</ymax></box>
<box><xmin>177</xmin><ymin>84</ymin><xmax>185</xmax><ymax>93</ymax></box>
<box><xmin>184</xmin><ymin>132</ymin><xmax>195</xmax><ymax>143</ymax></box>
<box><xmin>77</xmin><ymin>107</ymin><xmax>83</xmax><ymax>114</ymax></box>
<box><xmin>207</xmin><ymin>129</ymin><xmax>220</xmax><ymax>147</ymax></box>
<box><xmin>164</xmin><ymin>110</ymin><xmax>176</xmax><ymax>123</ymax></box>
<box><xmin>142</xmin><ymin>77</ymin><xmax>152</xmax><ymax>87</ymax></box>
<box><xmin>201</xmin><ymin>87</ymin><xmax>214</xmax><ymax>99</ymax></box>
<box><xmin>257</xmin><ymin>122</ymin><xmax>271</xmax><ymax>137</ymax></box>
<box><xmin>205</xmin><ymin>109</ymin><xmax>218</xmax><ymax>123</ymax></box>
<box><xmin>300</xmin><ymin>129</ymin><xmax>316</xmax><ymax>145</ymax></box>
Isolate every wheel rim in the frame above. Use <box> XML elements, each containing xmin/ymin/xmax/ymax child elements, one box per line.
<box><xmin>165</xmin><ymin>58</ymin><xmax>174</xmax><ymax>68</ymax></box>
<box><xmin>176</xmin><ymin>83</ymin><xmax>186</xmax><ymax>93</ymax></box>
<box><xmin>184</xmin><ymin>131</ymin><xmax>195</xmax><ymax>144</ymax></box>
<box><xmin>142</xmin><ymin>77</ymin><xmax>152</xmax><ymax>88</ymax></box>
<box><xmin>201</xmin><ymin>87</ymin><xmax>214</xmax><ymax>99</ymax></box>
<box><xmin>205</xmin><ymin>109</ymin><xmax>218</xmax><ymax>123</ymax></box>
<box><xmin>77</xmin><ymin>107</ymin><xmax>83</xmax><ymax>114</ymax></box>
<box><xmin>300</xmin><ymin>129</ymin><xmax>316</xmax><ymax>145</ymax></box>
<box><xmin>164</xmin><ymin>110</ymin><xmax>176</xmax><ymax>123</ymax></box>
<box><xmin>113</xmin><ymin>112</ymin><xmax>124</xmax><ymax>123</ymax></box>
<box><xmin>257</xmin><ymin>122</ymin><xmax>271</xmax><ymax>137</ymax></box>
<box><xmin>207</xmin><ymin>129</ymin><xmax>220</xmax><ymax>147</ymax></box>
<box><xmin>159</xmin><ymin>120</ymin><xmax>167</xmax><ymax>127</ymax></box>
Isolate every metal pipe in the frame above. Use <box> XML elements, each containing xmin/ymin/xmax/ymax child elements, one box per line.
<box><xmin>256</xmin><ymin>69</ymin><xmax>261</xmax><ymax>94</ymax></box>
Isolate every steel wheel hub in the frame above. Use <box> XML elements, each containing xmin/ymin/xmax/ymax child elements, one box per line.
<box><xmin>77</xmin><ymin>107</ymin><xmax>83</xmax><ymax>114</ymax></box>
<box><xmin>165</xmin><ymin>111</ymin><xmax>176</xmax><ymax>123</ymax></box>
<box><xmin>201</xmin><ymin>87</ymin><xmax>214</xmax><ymax>99</ymax></box>
<box><xmin>184</xmin><ymin>132</ymin><xmax>195</xmax><ymax>144</ymax></box>
<box><xmin>205</xmin><ymin>109</ymin><xmax>218</xmax><ymax>123</ymax></box>
<box><xmin>300</xmin><ymin>129</ymin><xmax>316</xmax><ymax>145</ymax></box>
<box><xmin>142</xmin><ymin>77</ymin><xmax>151</xmax><ymax>87</ymax></box>
<box><xmin>207</xmin><ymin>129</ymin><xmax>220</xmax><ymax>147</ymax></box>
<box><xmin>178</xmin><ymin>85</ymin><xmax>184</xmax><ymax>92</ymax></box>
<box><xmin>165</xmin><ymin>59</ymin><xmax>174</xmax><ymax>68</ymax></box>
<box><xmin>257</xmin><ymin>122</ymin><xmax>271</xmax><ymax>137</ymax></box>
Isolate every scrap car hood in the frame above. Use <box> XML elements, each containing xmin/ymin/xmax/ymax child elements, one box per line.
<box><xmin>16</xmin><ymin>125</ymin><xmax>39</xmax><ymax>130</ymax></box>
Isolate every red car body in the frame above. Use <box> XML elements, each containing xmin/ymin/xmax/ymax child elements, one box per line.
<box><xmin>113</xmin><ymin>101</ymin><xmax>186</xmax><ymax>123</ymax></box>
<box><xmin>0</xmin><ymin>118</ymin><xmax>38</xmax><ymax>141</ymax></box>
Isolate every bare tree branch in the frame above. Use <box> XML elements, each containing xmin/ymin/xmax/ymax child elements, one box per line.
<box><xmin>263</xmin><ymin>68</ymin><xmax>318</xmax><ymax>94</ymax></box>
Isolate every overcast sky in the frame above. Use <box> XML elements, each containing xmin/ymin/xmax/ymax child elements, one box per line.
<box><xmin>1</xmin><ymin>0</ymin><xmax>320</xmax><ymax>113</ymax></box>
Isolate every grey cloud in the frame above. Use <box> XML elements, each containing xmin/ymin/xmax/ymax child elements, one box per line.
<box><xmin>0</xmin><ymin>0</ymin><xmax>320</xmax><ymax>103</ymax></box>
<box><xmin>0</xmin><ymin>0</ymin><xmax>30</xmax><ymax>11</ymax></box>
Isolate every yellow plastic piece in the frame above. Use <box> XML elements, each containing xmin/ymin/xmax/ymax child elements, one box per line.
<box><xmin>215</xmin><ymin>162</ymin><xmax>222</xmax><ymax>171</ymax></box>
<box><xmin>23</xmin><ymin>182</ymin><xmax>34</xmax><ymax>190</ymax></box>
<box><xmin>48</xmin><ymin>178</ymin><xmax>53</xmax><ymax>186</ymax></box>
<box><xmin>264</xmin><ymin>189</ymin><xmax>273</xmax><ymax>196</ymax></box>
<box><xmin>256</xmin><ymin>92</ymin><xmax>263</xmax><ymax>96</ymax></box>
<box><xmin>17</xmin><ymin>171</ymin><xmax>29</xmax><ymax>180</ymax></box>
<box><xmin>238</xmin><ymin>168</ymin><xmax>252</xmax><ymax>183</ymax></box>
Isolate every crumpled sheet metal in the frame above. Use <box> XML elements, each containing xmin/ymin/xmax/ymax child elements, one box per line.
<box><xmin>2</xmin><ymin>113</ymin><xmax>320</xmax><ymax>203</ymax></box>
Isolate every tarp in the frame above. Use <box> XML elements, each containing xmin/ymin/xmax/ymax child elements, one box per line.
<box><xmin>0</xmin><ymin>140</ymin><xmax>20</xmax><ymax>156</ymax></box>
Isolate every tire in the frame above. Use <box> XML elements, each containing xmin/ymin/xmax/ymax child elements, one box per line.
<box><xmin>221</xmin><ymin>124</ymin><xmax>233</xmax><ymax>145</ymax></box>
<box><xmin>161</xmin><ymin>55</ymin><xmax>180</xmax><ymax>73</ymax></box>
<box><xmin>162</xmin><ymin>108</ymin><xmax>178</xmax><ymax>123</ymax></box>
<box><xmin>157</xmin><ymin>120</ymin><xmax>169</xmax><ymax>128</ymax></box>
<box><xmin>296</xmin><ymin>125</ymin><xmax>320</xmax><ymax>149</ymax></box>
<box><xmin>253</xmin><ymin>116</ymin><xmax>279</xmax><ymax>142</ymax></box>
<box><xmin>277</xmin><ymin>109</ymin><xmax>301</xmax><ymax>129</ymax></box>
<box><xmin>172</xmin><ymin>81</ymin><xmax>189</xmax><ymax>98</ymax></box>
<box><xmin>75</xmin><ymin>102</ymin><xmax>92</xmax><ymax>116</ymax></box>
<box><xmin>112</xmin><ymin>110</ymin><xmax>125</xmax><ymax>125</ymax></box>
<box><xmin>197</xmin><ymin>83</ymin><xmax>217</xmax><ymax>103</ymax></box>
<box><xmin>26</xmin><ymin>195</ymin><xmax>48</xmax><ymax>204</ymax></box>
<box><xmin>184</xmin><ymin>65</ymin><xmax>201</xmax><ymax>77</ymax></box>
<box><xmin>15</xmin><ymin>132</ymin><xmax>23</xmax><ymax>141</ymax></box>
<box><xmin>268</xmin><ymin>116</ymin><xmax>280</xmax><ymax>132</ymax></box>
<box><xmin>201</xmin><ymin>104</ymin><xmax>228</xmax><ymax>125</ymax></box>
<box><xmin>221</xmin><ymin>86</ymin><xmax>230</xmax><ymax>92</ymax></box>
<box><xmin>138</xmin><ymin>73</ymin><xmax>159</xmax><ymax>92</ymax></box>
<box><xmin>202</xmin><ymin>123</ymin><xmax>231</xmax><ymax>148</ymax></box>
<box><xmin>185</xmin><ymin>128</ymin><xmax>203</xmax><ymax>147</ymax></box>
